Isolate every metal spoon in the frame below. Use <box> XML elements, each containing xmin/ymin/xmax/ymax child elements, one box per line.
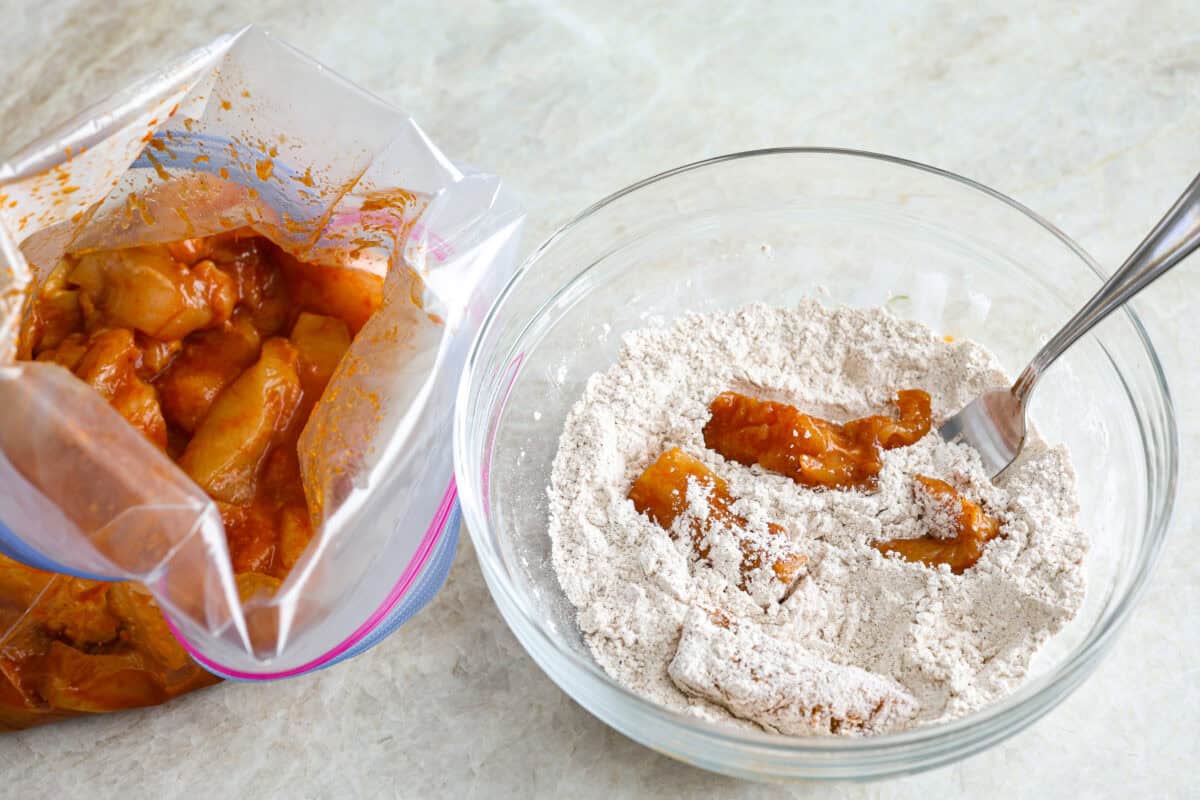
<box><xmin>939</xmin><ymin>173</ymin><xmax>1200</xmax><ymax>478</ymax></box>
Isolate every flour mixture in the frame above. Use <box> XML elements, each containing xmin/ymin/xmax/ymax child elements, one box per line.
<box><xmin>546</xmin><ymin>302</ymin><xmax>1087</xmax><ymax>736</ymax></box>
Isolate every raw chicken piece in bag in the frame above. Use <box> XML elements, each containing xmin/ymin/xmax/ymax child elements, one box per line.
<box><xmin>0</xmin><ymin>27</ymin><xmax>522</xmax><ymax>729</ymax></box>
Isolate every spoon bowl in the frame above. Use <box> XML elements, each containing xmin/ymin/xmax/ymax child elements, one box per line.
<box><xmin>940</xmin><ymin>172</ymin><xmax>1200</xmax><ymax>476</ymax></box>
<box><xmin>937</xmin><ymin>388</ymin><xmax>1026</xmax><ymax>478</ymax></box>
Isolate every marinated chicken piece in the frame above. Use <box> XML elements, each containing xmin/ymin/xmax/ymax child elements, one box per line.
<box><xmin>277</xmin><ymin>505</ymin><xmax>314</xmax><ymax>573</ymax></box>
<box><xmin>258</xmin><ymin>438</ymin><xmax>307</xmax><ymax>507</ymax></box>
<box><xmin>235</xmin><ymin>572</ymin><xmax>282</xmax><ymax>603</ymax></box>
<box><xmin>34</xmin><ymin>643</ymin><xmax>167</xmax><ymax>713</ymax></box>
<box><xmin>243</xmin><ymin>444</ymin><xmax>315</xmax><ymax>577</ymax></box>
<box><xmin>69</xmin><ymin>245</ymin><xmax>237</xmax><ymax>340</ymax></box>
<box><xmin>0</xmin><ymin>612</ymin><xmax>54</xmax><ymax>694</ymax></box>
<box><xmin>71</xmin><ymin>328</ymin><xmax>167</xmax><ymax>448</ymax></box>
<box><xmin>0</xmin><ymin>555</ymin><xmax>57</xmax><ymax>609</ymax></box>
<box><xmin>158</xmin><ymin>313</ymin><xmax>262</xmax><ymax>432</ymax></box>
<box><xmin>203</xmin><ymin>234</ymin><xmax>290</xmax><ymax>336</ymax></box>
<box><xmin>20</xmin><ymin>260</ymin><xmax>81</xmax><ymax>355</ymax></box>
<box><xmin>134</xmin><ymin>334</ymin><xmax>182</xmax><ymax>380</ymax></box>
<box><xmin>165</xmin><ymin>237</ymin><xmax>215</xmax><ymax>265</ymax></box>
<box><xmin>34</xmin><ymin>332</ymin><xmax>89</xmax><ymax>372</ymax></box>
<box><xmin>289</xmin><ymin>312</ymin><xmax>351</xmax><ymax>398</ymax></box>
<box><xmin>218</xmin><ymin>503</ymin><xmax>278</xmax><ymax>574</ymax></box>
<box><xmin>179</xmin><ymin>338</ymin><xmax>302</xmax><ymax>505</ymax></box>
<box><xmin>668</xmin><ymin>606</ymin><xmax>919</xmax><ymax>735</ymax></box>
<box><xmin>0</xmin><ymin>640</ymin><xmax>51</xmax><ymax>730</ymax></box>
<box><xmin>105</xmin><ymin>583</ymin><xmax>195</xmax><ymax>674</ymax></box>
<box><xmin>628</xmin><ymin>448</ymin><xmax>807</xmax><ymax>592</ymax></box>
<box><xmin>30</xmin><ymin>578</ymin><xmax>121</xmax><ymax>648</ymax></box>
<box><xmin>215</xmin><ymin>441</ymin><xmax>313</xmax><ymax>577</ymax></box>
<box><xmin>844</xmin><ymin>392</ymin><xmax>933</xmax><ymax>449</ymax></box>
<box><xmin>0</xmin><ymin>563</ymin><xmax>216</xmax><ymax>726</ymax></box>
<box><xmin>273</xmin><ymin>246</ymin><xmax>383</xmax><ymax>334</ymax></box>
<box><xmin>873</xmin><ymin>475</ymin><xmax>1003</xmax><ymax>573</ymax></box>
<box><xmin>702</xmin><ymin>390</ymin><xmax>932</xmax><ymax>489</ymax></box>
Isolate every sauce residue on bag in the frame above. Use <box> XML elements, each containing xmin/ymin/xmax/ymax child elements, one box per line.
<box><xmin>1</xmin><ymin>228</ymin><xmax>381</xmax><ymax>729</ymax></box>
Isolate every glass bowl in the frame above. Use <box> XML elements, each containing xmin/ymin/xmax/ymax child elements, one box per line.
<box><xmin>453</xmin><ymin>149</ymin><xmax>1177</xmax><ymax>781</ymax></box>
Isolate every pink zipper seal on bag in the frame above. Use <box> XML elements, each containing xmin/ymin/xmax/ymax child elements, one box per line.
<box><xmin>165</xmin><ymin>477</ymin><xmax>459</xmax><ymax>680</ymax></box>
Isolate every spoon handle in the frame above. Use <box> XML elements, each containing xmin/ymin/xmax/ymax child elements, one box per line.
<box><xmin>1012</xmin><ymin>172</ymin><xmax>1200</xmax><ymax>401</ymax></box>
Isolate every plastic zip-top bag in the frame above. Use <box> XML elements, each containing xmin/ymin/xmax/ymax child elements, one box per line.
<box><xmin>0</xmin><ymin>26</ymin><xmax>522</xmax><ymax>728</ymax></box>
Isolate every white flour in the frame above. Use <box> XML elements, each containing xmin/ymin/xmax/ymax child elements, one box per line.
<box><xmin>546</xmin><ymin>302</ymin><xmax>1087</xmax><ymax>735</ymax></box>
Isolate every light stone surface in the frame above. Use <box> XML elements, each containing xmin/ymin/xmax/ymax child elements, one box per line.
<box><xmin>0</xmin><ymin>2</ymin><xmax>1197</xmax><ymax>797</ymax></box>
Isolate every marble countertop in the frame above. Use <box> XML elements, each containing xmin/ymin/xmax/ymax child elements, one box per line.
<box><xmin>1</xmin><ymin>2</ymin><xmax>1196</xmax><ymax>797</ymax></box>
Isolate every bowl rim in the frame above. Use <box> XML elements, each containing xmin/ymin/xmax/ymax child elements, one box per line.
<box><xmin>453</xmin><ymin>146</ymin><xmax>1179</xmax><ymax>758</ymax></box>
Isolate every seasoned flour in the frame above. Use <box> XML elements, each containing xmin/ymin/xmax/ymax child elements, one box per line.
<box><xmin>546</xmin><ymin>302</ymin><xmax>1087</xmax><ymax>735</ymax></box>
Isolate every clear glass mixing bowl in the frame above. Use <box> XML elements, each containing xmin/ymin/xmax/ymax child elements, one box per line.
<box><xmin>453</xmin><ymin>149</ymin><xmax>1177</xmax><ymax>781</ymax></box>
